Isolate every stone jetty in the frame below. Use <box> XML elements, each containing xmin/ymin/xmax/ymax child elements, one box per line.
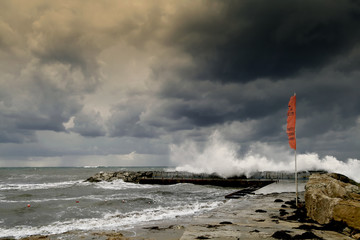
<box><xmin>85</xmin><ymin>170</ymin><xmax>315</xmax><ymax>184</ymax></box>
<box><xmin>85</xmin><ymin>170</ymin><xmax>277</xmax><ymax>188</ymax></box>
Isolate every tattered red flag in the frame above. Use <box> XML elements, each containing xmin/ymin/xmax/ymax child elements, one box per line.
<box><xmin>287</xmin><ymin>95</ymin><xmax>296</xmax><ymax>150</ymax></box>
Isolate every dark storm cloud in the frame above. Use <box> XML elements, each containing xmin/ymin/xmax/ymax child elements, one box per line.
<box><xmin>142</xmin><ymin>0</ymin><xmax>360</xmax><ymax>155</ymax></box>
<box><xmin>163</xmin><ymin>0</ymin><xmax>360</xmax><ymax>82</ymax></box>
<box><xmin>157</xmin><ymin>79</ymin><xmax>289</xmax><ymax>127</ymax></box>
<box><xmin>150</xmin><ymin>0</ymin><xmax>360</xmax><ymax>157</ymax></box>
<box><xmin>152</xmin><ymin>53</ymin><xmax>360</xmax><ymax>159</ymax></box>
<box><xmin>298</xmin><ymin>84</ymin><xmax>360</xmax><ymax>136</ymax></box>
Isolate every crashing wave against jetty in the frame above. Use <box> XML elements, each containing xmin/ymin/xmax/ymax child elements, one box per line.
<box><xmin>85</xmin><ymin>170</ymin><xmax>319</xmax><ymax>184</ymax></box>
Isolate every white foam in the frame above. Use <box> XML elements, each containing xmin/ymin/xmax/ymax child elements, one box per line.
<box><xmin>93</xmin><ymin>179</ymin><xmax>156</xmax><ymax>190</ymax></box>
<box><xmin>0</xmin><ymin>196</ymin><xmax>85</xmax><ymax>203</ymax></box>
<box><xmin>0</xmin><ymin>200</ymin><xmax>223</xmax><ymax>239</ymax></box>
<box><xmin>0</xmin><ymin>180</ymin><xmax>87</xmax><ymax>191</ymax></box>
<box><xmin>171</xmin><ymin>131</ymin><xmax>360</xmax><ymax>182</ymax></box>
<box><xmin>0</xmin><ymin>191</ymin><xmax>136</xmax><ymax>203</ymax></box>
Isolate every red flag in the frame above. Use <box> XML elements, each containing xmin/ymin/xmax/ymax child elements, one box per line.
<box><xmin>287</xmin><ymin>95</ymin><xmax>296</xmax><ymax>149</ymax></box>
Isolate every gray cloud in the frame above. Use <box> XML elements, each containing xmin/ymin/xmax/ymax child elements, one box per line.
<box><xmin>107</xmin><ymin>98</ymin><xmax>159</xmax><ymax>138</ymax></box>
<box><xmin>69</xmin><ymin>111</ymin><xmax>107</xmax><ymax>137</ymax></box>
<box><xmin>0</xmin><ymin>60</ymin><xmax>84</xmax><ymax>143</ymax></box>
<box><xmin>1</xmin><ymin>0</ymin><xmax>360</xmax><ymax>166</ymax></box>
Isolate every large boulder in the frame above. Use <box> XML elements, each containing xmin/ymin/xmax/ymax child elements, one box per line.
<box><xmin>305</xmin><ymin>173</ymin><xmax>360</xmax><ymax>230</ymax></box>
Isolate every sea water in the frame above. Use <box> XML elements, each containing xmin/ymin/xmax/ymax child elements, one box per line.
<box><xmin>0</xmin><ymin>167</ymin><xmax>231</xmax><ymax>239</ymax></box>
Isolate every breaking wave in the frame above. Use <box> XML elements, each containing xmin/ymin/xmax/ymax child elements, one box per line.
<box><xmin>0</xmin><ymin>200</ymin><xmax>222</xmax><ymax>239</ymax></box>
<box><xmin>0</xmin><ymin>180</ymin><xmax>86</xmax><ymax>191</ymax></box>
<box><xmin>171</xmin><ymin>131</ymin><xmax>360</xmax><ymax>182</ymax></box>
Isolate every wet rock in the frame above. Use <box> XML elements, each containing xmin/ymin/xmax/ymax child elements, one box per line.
<box><xmin>275</xmin><ymin>199</ymin><xmax>284</xmax><ymax>202</ymax></box>
<box><xmin>286</xmin><ymin>208</ymin><xmax>308</xmax><ymax>222</ymax></box>
<box><xmin>293</xmin><ymin>231</ymin><xmax>323</xmax><ymax>239</ymax></box>
<box><xmin>85</xmin><ymin>176</ymin><xmax>101</xmax><ymax>182</ymax></box>
<box><xmin>144</xmin><ymin>226</ymin><xmax>160</xmax><ymax>230</ymax></box>
<box><xmin>19</xmin><ymin>236</ymin><xmax>49</xmax><ymax>240</ymax></box>
<box><xmin>255</xmin><ymin>209</ymin><xmax>267</xmax><ymax>213</ymax></box>
<box><xmin>272</xmin><ymin>230</ymin><xmax>293</xmax><ymax>239</ymax></box>
<box><xmin>305</xmin><ymin>173</ymin><xmax>360</xmax><ymax>230</ymax></box>
<box><xmin>196</xmin><ymin>235</ymin><xmax>210</xmax><ymax>239</ymax></box>
<box><xmin>279</xmin><ymin>209</ymin><xmax>289</xmax><ymax>216</ymax></box>
<box><xmin>254</xmin><ymin>219</ymin><xmax>265</xmax><ymax>222</ymax></box>
<box><xmin>206</xmin><ymin>224</ymin><xmax>219</xmax><ymax>228</ymax></box>
<box><xmin>295</xmin><ymin>224</ymin><xmax>316</xmax><ymax>231</ymax></box>
<box><xmin>85</xmin><ymin>171</ymin><xmax>154</xmax><ymax>183</ymax></box>
<box><xmin>219</xmin><ymin>221</ymin><xmax>233</xmax><ymax>224</ymax></box>
<box><xmin>285</xmin><ymin>199</ymin><xmax>299</xmax><ymax>209</ymax></box>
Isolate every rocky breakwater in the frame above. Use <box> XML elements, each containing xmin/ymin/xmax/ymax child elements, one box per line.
<box><xmin>305</xmin><ymin>173</ymin><xmax>360</xmax><ymax>232</ymax></box>
<box><xmin>85</xmin><ymin>171</ymin><xmax>277</xmax><ymax>188</ymax></box>
<box><xmin>85</xmin><ymin>171</ymin><xmax>154</xmax><ymax>183</ymax></box>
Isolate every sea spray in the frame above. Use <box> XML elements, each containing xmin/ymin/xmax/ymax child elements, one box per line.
<box><xmin>171</xmin><ymin>131</ymin><xmax>360</xmax><ymax>182</ymax></box>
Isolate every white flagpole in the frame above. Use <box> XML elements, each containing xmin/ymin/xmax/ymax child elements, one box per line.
<box><xmin>295</xmin><ymin>148</ymin><xmax>298</xmax><ymax>207</ymax></box>
<box><xmin>294</xmin><ymin>92</ymin><xmax>298</xmax><ymax>208</ymax></box>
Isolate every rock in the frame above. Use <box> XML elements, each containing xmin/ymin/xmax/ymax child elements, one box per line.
<box><xmin>352</xmin><ymin>233</ymin><xmax>360</xmax><ymax>239</ymax></box>
<box><xmin>279</xmin><ymin>209</ymin><xmax>288</xmax><ymax>216</ymax></box>
<box><xmin>144</xmin><ymin>226</ymin><xmax>160</xmax><ymax>230</ymax></box>
<box><xmin>255</xmin><ymin>209</ymin><xmax>267</xmax><ymax>213</ymax></box>
<box><xmin>195</xmin><ymin>235</ymin><xmax>210</xmax><ymax>239</ymax></box>
<box><xmin>305</xmin><ymin>173</ymin><xmax>360</xmax><ymax>230</ymax></box>
<box><xmin>271</xmin><ymin>230</ymin><xmax>293</xmax><ymax>239</ymax></box>
<box><xmin>333</xmin><ymin>200</ymin><xmax>360</xmax><ymax>230</ymax></box>
<box><xmin>20</xmin><ymin>235</ymin><xmax>49</xmax><ymax>240</ymax></box>
<box><xmin>85</xmin><ymin>176</ymin><xmax>101</xmax><ymax>182</ymax></box>
<box><xmin>219</xmin><ymin>221</ymin><xmax>233</xmax><ymax>224</ymax></box>
<box><xmin>206</xmin><ymin>224</ymin><xmax>219</xmax><ymax>228</ymax></box>
<box><xmin>85</xmin><ymin>171</ymin><xmax>149</xmax><ymax>183</ymax></box>
<box><xmin>293</xmin><ymin>231</ymin><xmax>323</xmax><ymax>240</ymax></box>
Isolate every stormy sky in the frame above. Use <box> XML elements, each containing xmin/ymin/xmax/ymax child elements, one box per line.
<box><xmin>1</xmin><ymin>0</ymin><xmax>360</xmax><ymax>169</ymax></box>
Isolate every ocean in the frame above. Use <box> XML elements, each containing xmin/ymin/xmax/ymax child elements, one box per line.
<box><xmin>0</xmin><ymin>167</ymin><xmax>232</xmax><ymax>239</ymax></box>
